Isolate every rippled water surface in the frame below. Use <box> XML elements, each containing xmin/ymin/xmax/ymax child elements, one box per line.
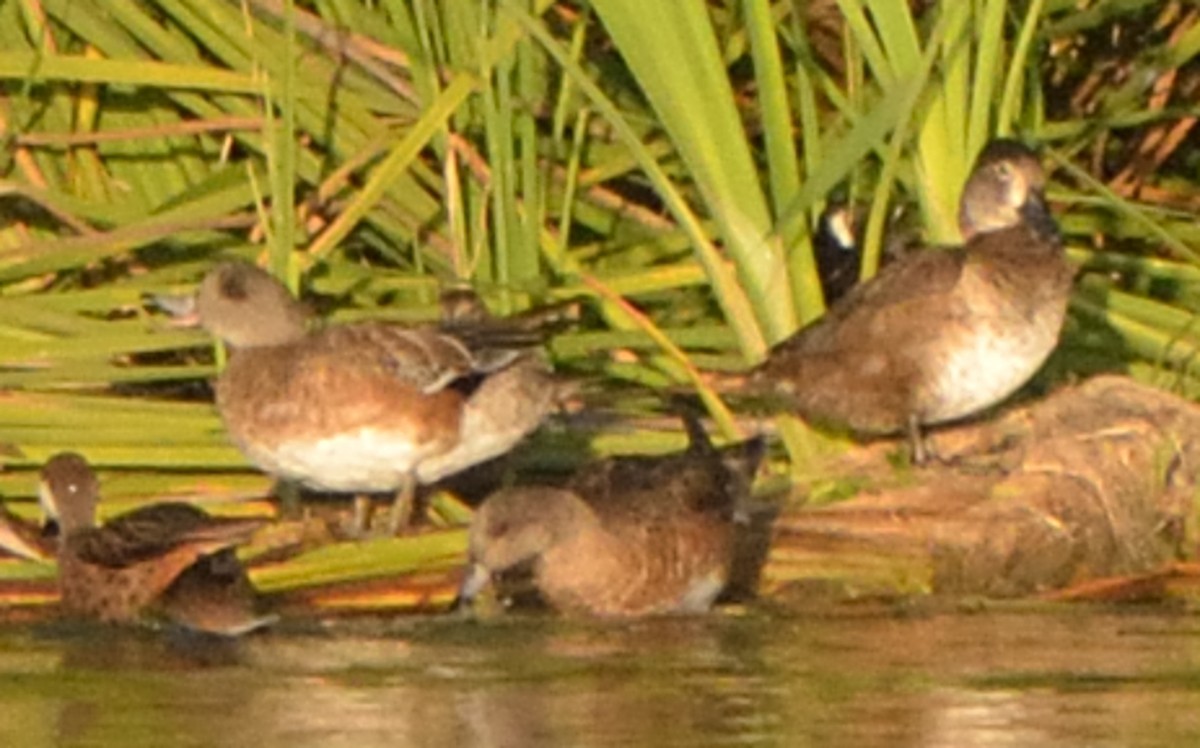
<box><xmin>3</xmin><ymin>609</ymin><xmax>1200</xmax><ymax>747</ymax></box>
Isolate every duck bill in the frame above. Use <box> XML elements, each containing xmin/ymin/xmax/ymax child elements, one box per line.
<box><xmin>35</xmin><ymin>479</ymin><xmax>58</xmax><ymax>524</ymax></box>
<box><xmin>452</xmin><ymin>562</ymin><xmax>492</xmax><ymax>611</ymax></box>
<box><xmin>1019</xmin><ymin>191</ymin><xmax>1059</xmax><ymax>239</ymax></box>
<box><xmin>151</xmin><ymin>292</ymin><xmax>202</xmax><ymax>328</ymax></box>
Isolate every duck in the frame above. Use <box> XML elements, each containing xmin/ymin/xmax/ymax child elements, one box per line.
<box><xmin>38</xmin><ymin>452</ymin><xmax>270</xmax><ymax>634</ymax></box>
<box><xmin>457</xmin><ymin>415</ymin><xmax>764</xmax><ymax>617</ymax></box>
<box><xmin>167</xmin><ymin>261</ymin><xmax>565</xmax><ymax>534</ymax></box>
<box><xmin>154</xmin><ymin>547</ymin><xmax>276</xmax><ymax>637</ymax></box>
<box><xmin>748</xmin><ymin>139</ymin><xmax>1073</xmax><ymax>462</ymax></box>
<box><xmin>0</xmin><ymin>501</ymin><xmax>52</xmax><ymax>561</ymax></box>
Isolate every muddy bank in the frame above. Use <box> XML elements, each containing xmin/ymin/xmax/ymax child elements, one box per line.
<box><xmin>759</xmin><ymin>376</ymin><xmax>1197</xmax><ymax>606</ymax></box>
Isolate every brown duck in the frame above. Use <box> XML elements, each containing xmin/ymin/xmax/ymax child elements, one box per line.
<box><xmin>39</xmin><ymin>452</ymin><xmax>270</xmax><ymax>634</ymax></box>
<box><xmin>154</xmin><ymin>548</ymin><xmax>276</xmax><ymax>636</ymax></box>
<box><xmin>457</xmin><ymin>416</ymin><xmax>764</xmax><ymax>618</ymax></box>
<box><xmin>170</xmin><ymin>261</ymin><xmax>564</xmax><ymax>533</ymax></box>
<box><xmin>749</xmin><ymin>140</ymin><xmax>1073</xmax><ymax>461</ymax></box>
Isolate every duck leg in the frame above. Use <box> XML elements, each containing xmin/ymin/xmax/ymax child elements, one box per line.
<box><xmin>274</xmin><ymin>480</ymin><xmax>303</xmax><ymax>518</ymax></box>
<box><xmin>351</xmin><ymin>495</ymin><xmax>374</xmax><ymax>536</ymax></box>
<box><xmin>906</xmin><ymin>414</ymin><xmax>934</xmax><ymax>466</ymax></box>
<box><xmin>386</xmin><ymin>474</ymin><xmax>419</xmax><ymax>535</ymax></box>
<box><xmin>344</xmin><ymin>481</ymin><xmax>423</xmax><ymax>538</ymax></box>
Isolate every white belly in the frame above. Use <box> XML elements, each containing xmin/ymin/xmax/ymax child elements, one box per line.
<box><xmin>241</xmin><ymin>430</ymin><xmax>434</xmax><ymax>492</ymax></box>
<box><xmin>923</xmin><ymin>317</ymin><xmax>1060</xmax><ymax>425</ymax></box>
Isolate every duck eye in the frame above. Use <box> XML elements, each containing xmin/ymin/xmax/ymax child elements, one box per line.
<box><xmin>219</xmin><ymin>270</ymin><xmax>249</xmax><ymax>301</ymax></box>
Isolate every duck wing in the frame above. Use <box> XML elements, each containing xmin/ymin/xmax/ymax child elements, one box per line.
<box><xmin>312</xmin><ymin>323</ymin><xmax>528</xmax><ymax>397</ymax></box>
<box><xmin>775</xmin><ymin>247</ymin><xmax>968</xmax><ymax>357</ymax></box>
<box><xmin>72</xmin><ymin>503</ymin><xmax>262</xmax><ymax>569</ymax></box>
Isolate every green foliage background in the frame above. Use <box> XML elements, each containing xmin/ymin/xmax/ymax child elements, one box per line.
<box><xmin>0</xmin><ymin>0</ymin><xmax>1197</xmax><ymax>604</ymax></box>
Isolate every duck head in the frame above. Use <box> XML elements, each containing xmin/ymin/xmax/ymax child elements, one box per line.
<box><xmin>957</xmin><ymin>139</ymin><xmax>1055</xmax><ymax>241</ymax></box>
<box><xmin>456</xmin><ymin>486</ymin><xmax>596</xmax><ymax>606</ymax></box>
<box><xmin>193</xmin><ymin>261</ymin><xmax>308</xmax><ymax>348</ymax></box>
<box><xmin>38</xmin><ymin>452</ymin><xmax>101</xmax><ymax>536</ymax></box>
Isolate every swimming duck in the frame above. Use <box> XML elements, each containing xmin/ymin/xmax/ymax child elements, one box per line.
<box><xmin>458</xmin><ymin>416</ymin><xmax>764</xmax><ymax>617</ymax></box>
<box><xmin>39</xmin><ymin>452</ymin><xmax>269</xmax><ymax>634</ymax></box>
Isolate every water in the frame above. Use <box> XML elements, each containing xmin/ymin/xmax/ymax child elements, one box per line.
<box><xmin>3</xmin><ymin>609</ymin><xmax>1200</xmax><ymax>747</ymax></box>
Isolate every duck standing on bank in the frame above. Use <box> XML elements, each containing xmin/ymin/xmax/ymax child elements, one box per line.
<box><xmin>39</xmin><ymin>452</ymin><xmax>271</xmax><ymax>635</ymax></box>
<box><xmin>457</xmin><ymin>415</ymin><xmax>764</xmax><ymax>618</ymax></box>
<box><xmin>164</xmin><ymin>261</ymin><xmax>565</xmax><ymax>534</ymax></box>
<box><xmin>748</xmin><ymin>140</ymin><xmax>1074</xmax><ymax>462</ymax></box>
